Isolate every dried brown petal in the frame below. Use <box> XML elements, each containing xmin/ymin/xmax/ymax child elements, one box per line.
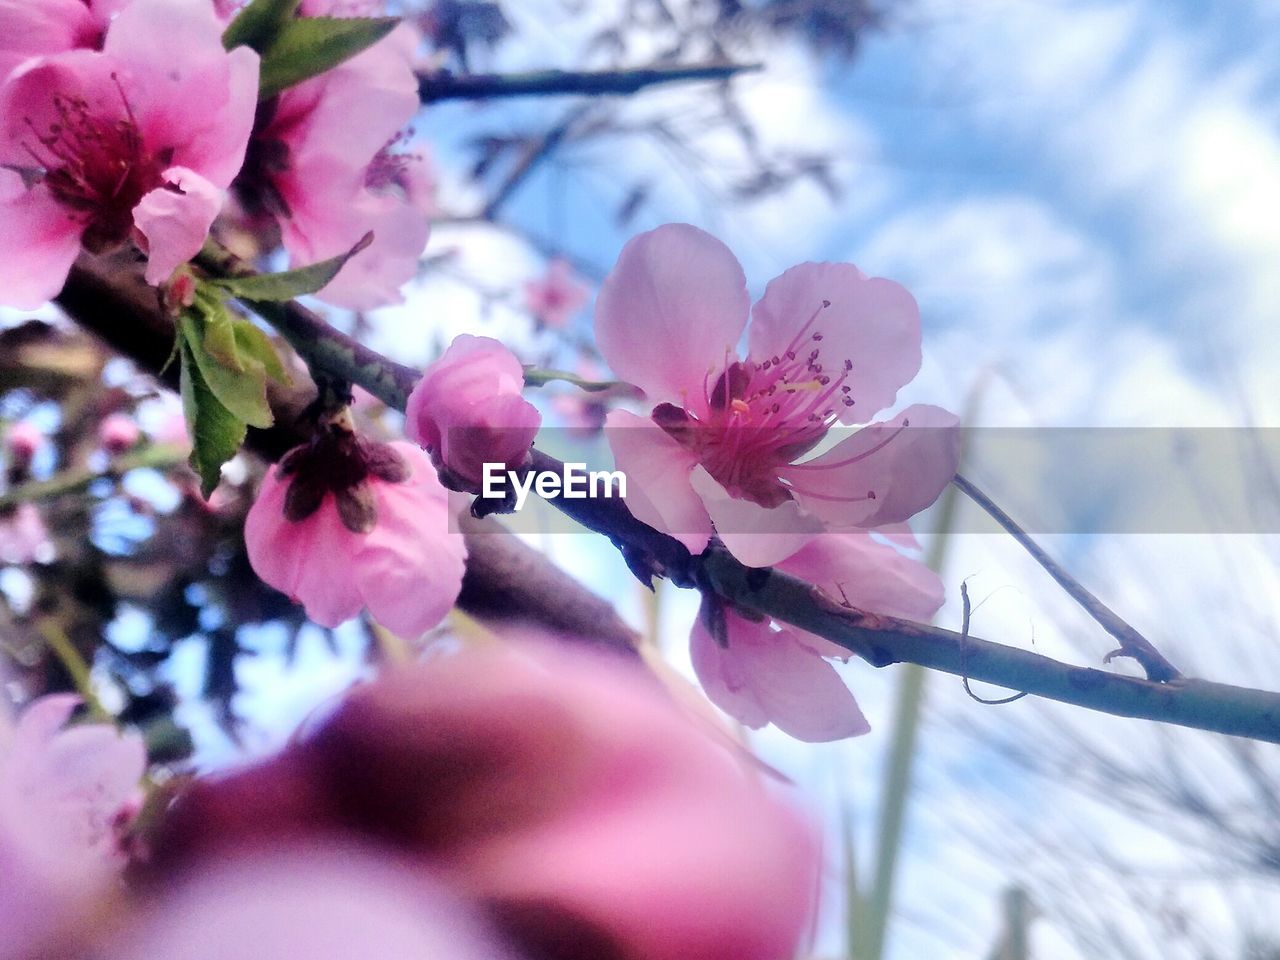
<box><xmin>335</xmin><ymin>483</ymin><xmax>378</xmax><ymax>534</ymax></box>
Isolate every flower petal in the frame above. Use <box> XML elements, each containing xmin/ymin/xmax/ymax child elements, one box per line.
<box><xmin>691</xmin><ymin>615</ymin><xmax>869</xmax><ymax>742</ymax></box>
<box><xmin>595</xmin><ymin>224</ymin><xmax>749</xmax><ymax>411</ymax></box>
<box><xmin>606</xmin><ymin>410</ymin><xmax>712</xmax><ymax>555</ymax></box>
<box><xmin>354</xmin><ymin>444</ymin><xmax>466</xmax><ymax>638</ymax></box>
<box><xmin>749</xmin><ymin>262</ymin><xmax>921</xmax><ymax>421</ymax></box>
<box><xmin>134</xmin><ymin>167</ymin><xmax>221</xmax><ymax>285</ymax></box>
<box><xmin>688</xmin><ymin>467</ymin><xmax>823</xmax><ymax>568</ymax></box>
<box><xmin>0</xmin><ymin>173</ymin><xmax>83</xmax><ymax>310</ymax></box>
<box><xmin>778</xmin><ymin>532</ymin><xmax>944</xmax><ymax>622</ymax></box>
<box><xmin>780</xmin><ymin>404</ymin><xmax>960</xmax><ymax>528</ymax></box>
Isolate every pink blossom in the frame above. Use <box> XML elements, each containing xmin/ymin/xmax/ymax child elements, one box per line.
<box><xmin>0</xmin><ymin>502</ymin><xmax>52</xmax><ymax>564</ymax></box>
<box><xmin>4</xmin><ymin>421</ymin><xmax>45</xmax><ymax>465</ymax></box>
<box><xmin>150</xmin><ymin>643</ymin><xmax>821</xmax><ymax>960</ymax></box>
<box><xmin>233</xmin><ymin>18</ymin><xmax>429</xmax><ymax>309</ymax></box>
<box><xmin>0</xmin><ymin>694</ymin><xmax>145</xmax><ymax>959</ymax></box>
<box><xmin>0</xmin><ymin>0</ymin><xmax>125</xmax><ymax>79</ymax></box>
<box><xmin>405</xmin><ymin>335</ymin><xmax>541</xmax><ymax>490</ymax></box>
<box><xmin>595</xmin><ymin>224</ymin><xmax>959</xmax><ymax>563</ymax></box>
<box><xmin>524</xmin><ymin>257</ymin><xmax>591</xmax><ymax>329</ymax></box>
<box><xmin>0</xmin><ymin>0</ymin><xmax>259</xmax><ymax>308</ymax></box>
<box><xmin>99</xmin><ymin>413</ymin><xmax>140</xmax><ymax>454</ymax></box>
<box><xmin>689</xmin><ymin>532</ymin><xmax>944</xmax><ymax>741</ymax></box>
<box><xmin>244</xmin><ymin>437</ymin><xmax>466</xmax><ymax>638</ymax></box>
<box><xmin>102</xmin><ymin>845</ymin><xmax>513</xmax><ymax>960</ymax></box>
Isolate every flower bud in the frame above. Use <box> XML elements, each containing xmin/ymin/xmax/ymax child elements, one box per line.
<box><xmin>4</xmin><ymin>422</ymin><xmax>44</xmax><ymax>467</ymax></box>
<box><xmin>99</xmin><ymin>415</ymin><xmax>141</xmax><ymax>455</ymax></box>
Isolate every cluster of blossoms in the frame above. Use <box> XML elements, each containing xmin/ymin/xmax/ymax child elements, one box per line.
<box><xmin>0</xmin><ymin>0</ymin><xmax>432</xmax><ymax>310</ymax></box>
<box><xmin>3</xmin><ymin>646</ymin><xmax>819</xmax><ymax>960</ymax></box>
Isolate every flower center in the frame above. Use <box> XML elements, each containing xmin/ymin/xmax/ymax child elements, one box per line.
<box><xmin>22</xmin><ymin>78</ymin><xmax>168</xmax><ymax>254</ymax></box>
<box><xmin>655</xmin><ymin>299</ymin><xmax>869</xmax><ymax>508</ymax></box>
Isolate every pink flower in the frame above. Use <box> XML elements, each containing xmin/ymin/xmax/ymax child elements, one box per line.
<box><xmin>595</xmin><ymin>224</ymin><xmax>959</xmax><ymax>564</ymax></box>
<box><xmin>0</xmin><ymin>694</ymin><xmax>145</xmax><ymax>959</ymax></box>
<box><xmin>0</xmin><ymin>0</ymin><xmax>259</xmax><ymax>308</ymax></box>
<box><xmin>4</xmin><ymin>420</ymin><xmax>45</xmax><ymax>465</ymax></box>
<box><xmin>0</xmin><ymin>502</ymin><xmax>52</xmax><ymax>564</ymax></box>
<box><xmin>102</xmin><ymin>845</ymin><xmax>513</xmax><ymax>960</ymax></box>
<box><xmin>233</xmin><ymin>18</ymin><xmax>429</xmax><ymax>309</ymax></box>
<box><xmin>99</xmin><ymin>413</ymin><xmax>140</xmax><ymax>454</ymax></box>
<box><xmin>524</xmin><ymin>257</ymin><xmax>590</xmax><ymax>329</ymax></box>
<box><xmin>0</xmin><ymin>0</ymin><xmax>125</xmax><ymax>79</ymax></box>
<box><xmin>405</xmin><ymin>335</ymin><xmax>541</xmax><ymax>491</ymax></box>
<box><xmin>244</xmin><ymin>435</ymin><xmax>466</xmax><ymax>638</ymax></box>
<box><xmin>691</xmin><ymin>531</ymin><xmax>944</xmax><ymax>741</ymax></box>
<box><xmin>150</xmin><ymin>643</ymin><xmax>821</xmax><ymax>960</ymax></box>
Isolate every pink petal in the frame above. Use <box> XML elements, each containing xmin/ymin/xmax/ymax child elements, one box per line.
<box><xmin>780</xmin><ymin>403</ymin><xmax>960</xmax><ymax>528</ymax></box>
<box><xmin>749</xmin><ymin>262</ymin><xmax>921</xmax><ymax>421</ymax></box>
<box><xmin>688</xmin><ymin>467</ymin><xmax>823</xmax><ymax>568</ymax></box>
<box><xmin>691</xmin><ymin>615</ymin><xmax>870</xmax><ymax>742</ymax></box>
<box><xmin>0</xmin><ymin>0</ymin><xmax>100</xmax><ymax>71</ymax></box>
<box><xmin>606</xmin><ymin>410</ymin><xmax>712</xmax><ymax>555</ymax></box>
<box><xmin>353</xmin><ymin>444</ymin><xmax>466</xmax><ymax>638</ymax></box>
<box><xmin>595</xmin><ymin>224</ymin><xmax>750</xmax><ymax>410</ymax></box>
<box><xmin>0</xmin><ymin>172</ymin><xmax>84</xmax><ymax>310</ymax></box>
<box><xmin>307</xmin><ymin>188</ymin><xmax>429</xmax><ymax>309</ymax></box>
<box><xmin>243</xmin><ymin>466</ymin><xmax>366</xmax><ymax>628</ymax></box>
<box><xmin>778</xmin><ymin>532</ymin><xmax>944</xmax><ymax>622</ymax></box>
<box><xmin>134</xmin><ymin>167</ymin><xmax>221</xmax><ymax>285</ymax></box>
<box><xmin>0</xmin><ymin>51</ymin><xmax>120</xmax><ymax>169</ymax></box>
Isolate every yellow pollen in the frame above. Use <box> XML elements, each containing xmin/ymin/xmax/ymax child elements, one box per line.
<box><xmin>730</xmin><ymin>399</ymin><xmax>751</xmax><ymax>415</ymax></box>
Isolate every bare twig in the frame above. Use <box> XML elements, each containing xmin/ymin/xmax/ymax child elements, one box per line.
<box><xmin>418</xmin><ymin>63</ymin><xmax>761</xmax><ymax>104</ymax></box>
<box><xmin>952</xmin><ymin>472</ymin><xmax>1181</xmax><ymax>682</ymax></box>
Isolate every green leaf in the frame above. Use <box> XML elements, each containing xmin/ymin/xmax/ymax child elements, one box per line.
<box><xmin>179</xmin><ymin>339</ymin><xmax>247</xmax><ymax>499</ymax></box>
<box><xmin>233</xmin><ymin>319</ymin><xmax>293</xmax><ymax>387</ymax></box>
<box><xmin>178</xmin><ymin>311</ymin><xmax>274</xmax><ymax>429</ymax></box>
<box><xmin>258</xmin><ymin>17</ymin><xmax>399</xmax><ymax>98</ymax></box>
<box><xmin>210</xmin><ymin>232</ymin><xmax>373</xmax><ymax>302</ymax></box>
<box><xmin>222</xmin><ymin>0</ymin><xmax>300</xmax><ymax>52</ymax></box>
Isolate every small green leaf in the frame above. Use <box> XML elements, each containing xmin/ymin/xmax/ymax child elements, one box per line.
<box><xmin>222</xmin><ymin>0</ymin><xmax>300</xmax><ymax>52</ymax></box>
<box><xmin>211</xmin><ymin>232</ymin><xmax>374</xmax><ymax>302</ymax></box>
<box><xmin>179</xmin><ymin>311</ymin><xmax>274</xmax><ymax>429</ymax></box>
<box><xmin>233</xmin><ymin>319</ymin><xmax>293</xmax><ymax>387</ymax></box>
<box><xmin>258</xmin><ymin>17</ymin><xmax>399</xmax><ymax>98</ymax></box>
<box><xmin>179</xmin><ymin>340</ymin><xmax>247</xmax><ymax>499</ymax></box>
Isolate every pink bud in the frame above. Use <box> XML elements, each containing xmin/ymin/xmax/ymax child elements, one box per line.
<box><xmin>4</xmin><ymin>422</ymin><xmax>44</xmax><ymax>465</ymax></box>
<box><xmin>405</xmin><ymin>336</ymin><xmax>542</xmax><ymax>489</ymax></box>
<box><xmin>99</xmin><ymin>415</ymin><xmax>141</xmax><ymax>455</ymax></box>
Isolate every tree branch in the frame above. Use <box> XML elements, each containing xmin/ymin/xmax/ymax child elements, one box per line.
<box><xmin>178</xmin><ymin>252</ymin><xmax>1280</xmax><ymax>744</ymax></box>
<box><xmin>418</xmin><ymin>63</ymin><xmax>761</xmax><ymax>104</ymax></box>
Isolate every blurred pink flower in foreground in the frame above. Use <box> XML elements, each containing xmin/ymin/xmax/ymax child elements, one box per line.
<box><xmin>103</xmin><ymin>846</ymin><xmax>513</xmax><ymax>960</ymax></box>
<box><xmin>406</xmin><ymin>334</ymin><xmax>541</xmax><ymax>491</ymax></box>
<box><xmin>595</xmin><ymin>223</ymin><xmax>959</xmax><ymax>565</ymax></box>
<box><xmin>245</xmin><ymin>435</ymin><xmax>465</xmax><ymax>637</ymax></box>
<box><xmin>99</xmin><ymin>413</ymin><xmax>141</xmax><ymax>454</ymax></box>
<box><xmin>233</xmin><ymin>10</ymin><xmax>430</xmax><ymax>309</ymax></box>
<box><xmin>150</xmin><ymin>644</ymin><xmax>820</xmax><ymax>960</ymax></box>
<box><xmin>0</xmin><ymin>0</ymin><xmax>259</xmax><ymax>307</ymax></box>
<box><xmin>0</xmin><ymin>694</ymin><xmax>144</xmax><ymax>960</ymax></box>
<box><xmin>692</xmin><ymin>531</ymin><xmax>944</xmax><ymax>741</ymax></box>
<box><xmin>524</xmin><ymin>257</ymin><xmax>591</xmax><ymax>329</ymax></box>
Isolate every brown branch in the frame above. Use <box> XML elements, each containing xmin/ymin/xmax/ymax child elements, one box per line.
<box><xmin>53</xmin><ymin>254</ymin><xmax>639</xmax><ymax>654</ymax></box>
<box><xmin>418</xmin><ymin>62</ymin><xmax>761</xmax><ymax>104</ymax></box>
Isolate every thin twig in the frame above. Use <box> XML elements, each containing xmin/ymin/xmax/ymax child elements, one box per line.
<box><xmin>418</xmin><ymin>62</ymin><xmax>761</xmax><ymax>103</ymax></box>
<box><xmin>952</xmin><ymin>472</ymin><xmax>1181</xmax><ymax>683</ymax></box>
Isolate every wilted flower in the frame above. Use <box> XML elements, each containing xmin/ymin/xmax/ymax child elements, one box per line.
<box><xmin>0</xmin><ymin>694</ymin><xmax>145</xmax><ymax>960</ymax></box>
<box><xmin>691</xmin><ymin>531</ymin><xmax>944</xmax><ymax>741</ymax></box>
<box><xmin>595</xmin><ymin>223</ymin><xmax>959</xmax><ymax>565</ymax></box>
<box><xmin>149</xmin><ymin>643</ymin><xmax>821</xmax><ymax>960</ymax></box>
<box><xmin>244</xmin><ymin>425</ymin><xmax>465</xmax><ymax>638</ymax></box>
<box><xmin>405</xmin><ymin>334</ymin><xmax>541</xmax><ymax>491</ymax></box>
<box><xmin>524</xmin><ymin>257</ymin><xmax>590</xmax><ymax>330</ymax></box>
<box><xmin>0</xmin><ymin>0</ymin><xmax>259</xmax><ymax>307</ymax></box>
<box><xmin>232</xmin><ymin>12</ymin><xmax>429</xmax><ymax>309</ymax></box>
